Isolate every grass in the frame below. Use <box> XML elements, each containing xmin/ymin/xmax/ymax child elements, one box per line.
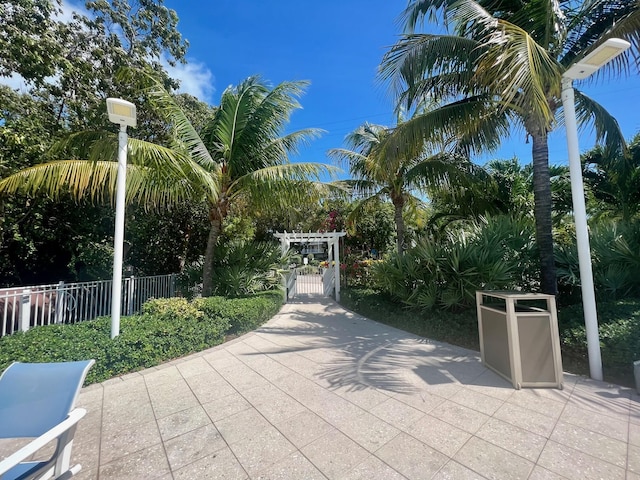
<box><xmin>340</xmin><ymin>286</ymin><xmax>640</xmax><ymax>388</ymax></box>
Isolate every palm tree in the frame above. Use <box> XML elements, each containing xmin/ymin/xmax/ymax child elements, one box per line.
<box><xmin>380</xmin><ymin>0</ymin><xmax>640</xmax><ymax>294</ymax></box>
<box><xmin>329</xmin><ymin>122</ymin><xmax>475</xmax><ymax>253</ymax></box>
<box><xmin>0</xmin><ymin>73</ymin><xmax>331</xmax><ymax>296</ymax></box>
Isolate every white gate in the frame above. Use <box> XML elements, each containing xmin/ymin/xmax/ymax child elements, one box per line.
<box><xmin>274</xmin><ymin>231</ymin><xmax>346</xmax><ymax>301</ymax></box>
<box><xmin>285</xmin><ymin>266</ymin><xmax>336</xmax><ymax>301</ymax></box>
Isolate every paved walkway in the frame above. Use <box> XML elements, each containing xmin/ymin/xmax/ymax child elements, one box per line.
<box><xmin>59</xmin><ymin>298</ymin><xmax>640</xmax><ymax>478</ymax></box>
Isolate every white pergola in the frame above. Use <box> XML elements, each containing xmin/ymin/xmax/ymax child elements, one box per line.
<box><xmin>274</xmin><ymin>231</ymin><xmax>346</xmax><ymax>301</ymax></box>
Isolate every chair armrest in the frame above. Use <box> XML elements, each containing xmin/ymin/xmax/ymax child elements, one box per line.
<box><xmin>0</xmin><ymin>408</ymin><xmax>86</xmax><ymax>475</ymax></box>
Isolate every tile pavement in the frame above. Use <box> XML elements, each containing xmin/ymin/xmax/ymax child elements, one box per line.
<box><xmin>3</xmin><ymin>296</ymin><xmax>639</xmax><ymax>479</ymax></box>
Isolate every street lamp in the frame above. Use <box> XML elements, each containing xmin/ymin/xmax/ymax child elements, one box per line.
<box><xmin>106</xmin><ymin>98</ymin><xmax>136</xmax><ymax>339</ymax></box>
<box><xmin>561</xmin><ymin>38</ymin><xmax>630</xmax><ymax>381</ymax></box>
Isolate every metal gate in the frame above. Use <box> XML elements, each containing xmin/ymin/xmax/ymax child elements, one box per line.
<box><xmin>285</xmin><ymin>266</ymin><xmax>331</xmax><ymax>301</ymax></box>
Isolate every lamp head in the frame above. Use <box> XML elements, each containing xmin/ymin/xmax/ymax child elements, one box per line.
<box><xmin>106</xmin><ymin>98</ymin><xmax>137</xmax><ymax>128</ymax></box>
<box><xmin>564</xmin><ymin>38</ymin><xmax>631</xmax><ymax>80</ymax></box>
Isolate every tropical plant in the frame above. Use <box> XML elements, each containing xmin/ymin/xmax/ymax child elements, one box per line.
<box><xmin>0</xmin><ymin>72</ymin><xmax>332</xmax><ymax>296</ymax></box>
<box><xmin>380</xmin><ymin>0</ymin><xmax>640</xmax><ymax>294</ymax></box>
<box><xmin>428</xmin><ymin>158</ymin><xmax>572</xmax><ymax>230</ymax></box>
<box><xmin>556</xmin><ymin>219</ymin><xmax>640</xmax><ymax>299</ymax></box>
<box><xmin>208</xmin><ymin>241</ymin><xmax>289</xmax><ymax>297</ymax></box>
<box><xmin>374</xmin><ymin>215</ymin><xmax>537</xmax><ymax>309</ymax></box>
<box><xmin>329</xmin><ymin>122</ymin><xmax>477</xmax><ymax>253</ymax></box>
<box><xmin>582</xmin><ymin>133</ymin><xmax>640</xmax><ymax>222</ymax></box>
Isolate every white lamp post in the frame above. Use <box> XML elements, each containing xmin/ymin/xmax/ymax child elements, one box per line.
<box><xmin>106</xmin><ymin>98</ymin><xmax>136</xmax><ymax>339</ymax></box>
<box><xmin>561</xmin><ymin>38</ymin><xmax>630</xmax><ymax>381</ymax></box>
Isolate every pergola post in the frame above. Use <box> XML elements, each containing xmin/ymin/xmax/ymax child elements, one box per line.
<box><xmin>333</xmin><ymin>238</ymin><xmax>341</xmax><ymax>302</ymax></box>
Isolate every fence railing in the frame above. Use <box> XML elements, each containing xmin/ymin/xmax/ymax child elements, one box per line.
<box><xmin>0</xmin><ymin>274</ymin><xmax>176</xmax><ymax>337</ymax></box>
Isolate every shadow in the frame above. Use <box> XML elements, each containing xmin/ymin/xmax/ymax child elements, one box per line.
<box><xmin>247</xmin><ymin>297</ymin><xmax>504</xmax><ymax>395</ymax></box>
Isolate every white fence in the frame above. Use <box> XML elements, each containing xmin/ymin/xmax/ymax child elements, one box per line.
<box><xmin>0</xmin><ymin>274</ymin><xmax>176</xmax><ymax>337</ymax></box>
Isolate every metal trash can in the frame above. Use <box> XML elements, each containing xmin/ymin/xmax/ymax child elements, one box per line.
<box><xmin>476</xmin><ymin>291</ymin><xmax>563</xmax><ymax>389</ymax></box>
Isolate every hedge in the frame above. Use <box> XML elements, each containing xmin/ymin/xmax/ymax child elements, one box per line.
<box><xmin>0</xmin><ymin>291</ymin><xmax>283</xmax><ymax>385</ymax></box>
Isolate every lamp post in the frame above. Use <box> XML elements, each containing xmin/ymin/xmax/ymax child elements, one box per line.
<box><xmin>106</xmin><ymin>98</ymin><xmax>136</xmax><ymax>339</ymax></box>
<box><xmin>561</xmin><ymin>38</ymin><xmax>630</xmax><ymax>381</ymax></box>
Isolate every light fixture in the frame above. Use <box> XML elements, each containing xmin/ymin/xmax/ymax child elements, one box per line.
<box><xmin>106</xmin><ymin>98</ymin><xmax>137</xmax><ymax>339</ymax></box>
<box><xmin>106</xmin><ymin>98</ymin><xmax>137</xmax><ymax>128</ymax></box>
<box><xmin>564</xmin><ymin>38</ymin><xmax>631</xmax><ymax>80</ymax></box>
<box><xmin>561</xmin><ymin>38</ymin><xmax>630</xmax><ymax>381</ymax></box>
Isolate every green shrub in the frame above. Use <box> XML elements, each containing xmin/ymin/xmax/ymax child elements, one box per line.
<box><xmin>558</xmin><ymin>298</ymin><xmax>640</xmax><ymax>382</ymax></box>
<box><xmin>194</xmin><ymin>291</ymin><xmax>283</xmax><ymax>335</ymax></box>
<box><xmin>556</xmin><ymin>220</ymin><xmax>640</xmax><ymax>300</ymax></box>
<box><xmin>0</xmin><ymin>292</ymin><xmax>283</xmax><ymax>384</ymax></box>
<box><xmin>208</xmin><ymin>241</ymin><xmax>288</xmax><ymax>297</ymax></box>
<box><xmin>374</xmin><ymin>216</ymin><xmax>536</xmax><ymax>310</ymax></box>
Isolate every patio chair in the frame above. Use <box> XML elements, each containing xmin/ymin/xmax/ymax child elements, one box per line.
<box><xmin>0</xmin><ymin>360</ymin><xmax>95</xmax><ymax>480</ymax></box>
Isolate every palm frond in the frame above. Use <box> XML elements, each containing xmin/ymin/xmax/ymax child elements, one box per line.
<box><xmin>572</xmin><ymin>89</ymin><xmax>627</xmax><ymax>155</ymax></box>
<box><xmin>476</xmin><ymin>19</ymin><xmax>562</xmax><ymax>125</ymax></box>
<box><xmin>119</xmin><ymin>67</ymin><xmax>217</xmax><ymax>170</ymax></box>
<box><xmin>379</xmin><ymin>34</ymin><xmax>483</xmax><ymax>108</ymax></box>
<box><xmin>0</xmin><ymin>160</ymin><xmax>197</xmax><ymax>208</ymax></box>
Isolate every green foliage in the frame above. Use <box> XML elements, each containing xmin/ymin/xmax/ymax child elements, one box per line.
<box><xmin>583</xmin><ymin>133</ymin><xmax>640</xmax><ymax>222</ymax></box>
<box><xmin>194</xmin><ymin>291</ymin><xmax>283</xmax><ymax>335</ymax></box>
<box><xmin>0</xmin><ymin>292</ymin><xmax>283</xmax><ymax>384</ymax></box>
<box><xmin>125</xmin><ymin>202</ymin><xmax>209</xmax><ymax>276</ymax></box>
<box><xmin>374</xmin><ymin>216</ymin><xmax>537</xmax><ymax>309</ymax></box>
<box><xmin>559</xmin><ymin>299</ymin><xmax>640</xmax><ymax>385</ymax></box>
<box><xmin>208</xmin><ymin>241</ymin><xmax>288</xmax><ymax>298</ymax></box>
<box><xmin>556</xmin><ymin>220</ymin><xmax>640</xmax><ymax>300</ymax></box>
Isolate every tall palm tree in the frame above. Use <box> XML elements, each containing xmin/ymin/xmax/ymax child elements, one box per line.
<box><xmin>0</xmin><ymin>73</ymin><xmax>331</xmax><ymax>296</ymax></box>
<box><xmin>380</xmin><ymin>0</ymin><xmax>640</xmax><ymax>294</ymax></box>
<box><xmin>329</xmin><ymin>122</ymin><xmax>475</xmax><ymax>253</ymax></box>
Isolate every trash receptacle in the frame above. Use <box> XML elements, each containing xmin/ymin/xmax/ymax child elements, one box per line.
<box><xmin>476</xmin><ymin>291</ymin><xmax>563</xmax><ymax>389</ymax></box>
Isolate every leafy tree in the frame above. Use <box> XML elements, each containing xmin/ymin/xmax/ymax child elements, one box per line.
<box><xmin>1</xmin><ymin>0</ymin><xmax>188</xmax><ymax>133</ymax></box>
<box><xmin>345</xmin><ymin>199</ymin><xmax>396</xmax><ymax>255</ymax></box>
<box><xmin>583</xmin><ymin>133</ymin><xmax>640</xmax><ymax>222</ymax></box>
<box><xmin>0</xmin><ymin>73</ymin><xmax>332</xmax><ymax>296</ymax></box>
<box><xmin>380</xmin><ymin>0</ymin><xmax>640</xmax><ymax>293</ymax></box>
<box><xmin>0</xmin><ymin>1</ymin><xmax>194</xmax><ymax>285</ymax></box>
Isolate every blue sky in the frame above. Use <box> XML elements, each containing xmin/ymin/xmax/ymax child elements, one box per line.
<box><xmin>4</xmin><ymin>1</ymin><xmax>638</xmax><ymax>172</ymax></box>
<box><xmin>162</xmin><ymin>0</ymin><xmax>640</xmax><ymax>173</ymax></box>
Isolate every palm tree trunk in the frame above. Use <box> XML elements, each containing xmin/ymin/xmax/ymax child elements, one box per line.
<box><xmin>392</xmin><ymin>195</ymin><xmax>406</xmax><ymax>254</ymax></box>
<box><xmin>202</xmin><ymin>214</ymin><xmax>222</xmax><ymax>297</ymax></box>
<box><xmin>531</xmin><ymin>130</ymin><xmax>557</xmax><ymax>295</ymax></box>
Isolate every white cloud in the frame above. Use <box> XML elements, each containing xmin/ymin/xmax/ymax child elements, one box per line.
<box><xmin>164</xmin><ymin>59</ymin><xmax>215</xmax><ymax>103</ymax></box>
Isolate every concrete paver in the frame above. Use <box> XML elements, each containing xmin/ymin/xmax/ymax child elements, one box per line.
<box><xmin>3</xmin><ymin>296</ymin><xmax>639</xmax><ymax>479</ymax></box>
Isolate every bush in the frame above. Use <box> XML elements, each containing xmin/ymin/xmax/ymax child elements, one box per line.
<box><xmin>194</xmin><ymin>291</ymin><xmax>283</xmax><ymax>335</ymax></box>
<box><xmin>374</xmin><ymin>216</ymin><xmax>537</xmax><ymax>310</ymax></box>
<box><xmin>0</xmin><ymin>292</ymin><xmax>283</xmax><ymax>384</ymax></box>
<box><xmin>556</xmin><ymin>220</ymin><xmax>640</xmax><ymax>300</ymax></box>
<box><xmin>558</xmin><ymin>298</ymin><xmax>640</xmax><ymax>384</ymax></box>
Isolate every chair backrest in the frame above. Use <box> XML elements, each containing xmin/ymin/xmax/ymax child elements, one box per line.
<box><xmin>0</xmin><ymin>360</ymin><xmax>95</xmax><ymax>439</ymax></box>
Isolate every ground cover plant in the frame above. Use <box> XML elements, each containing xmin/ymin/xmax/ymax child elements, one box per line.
<box><xmin>0</xmin><ymin>291</ymin><xmax>282</xmax><ymax>385</ymax></box>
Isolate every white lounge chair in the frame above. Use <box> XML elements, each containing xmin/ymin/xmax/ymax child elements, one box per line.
<box><xmin>0</xmin><ymin>360</ymin><xmax>95</xmax><ymax>480</ymax></box>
